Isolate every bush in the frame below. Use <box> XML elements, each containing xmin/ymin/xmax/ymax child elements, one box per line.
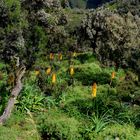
<box><xmin>37</xmin><ymin>109</ymin><xmax>82</xmax><ymax>140</ymax></box>
<box><xmin>96</xmin><ymin>124</ymin><xmax>140</xmax><ymax>140</ymax></box>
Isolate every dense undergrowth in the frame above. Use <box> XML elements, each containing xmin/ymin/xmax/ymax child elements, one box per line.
<box><xmin>0</xmin><ymin>53</ymin><xmax>140</xmax><ymax>140</ymax></box>
<box><xmin>0</xmin><ymin>0</ymin><xmax>140</xmax><ymax>140</ymax></box>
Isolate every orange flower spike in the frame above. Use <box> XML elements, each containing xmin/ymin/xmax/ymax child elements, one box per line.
<box><xmin>111</xmin><ymin>71</ymin><xmax>115</xmax><ymax>79</ymax></box>
<box><xmin>50</xmin><ymin>53</ymin><xmax>54</xmax><ymax>60</ymax></box>
<box><xmin>92</xmin><ymin>83</ymin><xmax>97</xmax><ymax>98</ymax></box>
<box><xmin>35</xmin><ymin>70</ymin><xmax>40</xmax><ymax>76</ymax></box>
<box><xmin>58</xmin><ymin>53</ymin><xmax>63</xmax><ymax>60</ymax></box>
<box><xmin>70</xmin><ymin>67</ymin><xmax>74</xmax><ymax>76</ymax></box>
<box><xmin>52</xmin><ymin>73</ymin><xmax>56</xmax><ymax>84</ymax></box>
<box><xmin>46</xmin><ymin>67</ymin><xmax>51</xmax><ymax>75</ymax></box>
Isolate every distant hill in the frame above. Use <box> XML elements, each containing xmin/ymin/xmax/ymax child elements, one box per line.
<box><xmin>68</xmin><ymin>0</ymin><xmax>87</xmax><ymax>9</ymax></box>
<box><xmin>86</xmin><ymin>0</ymin><xmax>113</xmax><ymax>8</ymax></box>
<box><xmin>68</xmin><ymin>0</ymin><xmax>113</xmax><ymax>9</ymax></box>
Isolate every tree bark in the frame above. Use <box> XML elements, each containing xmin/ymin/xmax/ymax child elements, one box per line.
<box><xmin>0</xmin><ymin>66</ymin><xmax>26</xmax><ymax>125</ymax></box>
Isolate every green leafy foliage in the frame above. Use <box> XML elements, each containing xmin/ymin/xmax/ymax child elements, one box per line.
<box><xmin>0</xmin><ymin>0</ymin><xmax>140</xmax><ymax>139</ymax></box>
<box><xmin>96</xmin><ymin>124</ymin><xmax>140</xmax><ymax>140</ymax></box>
<box><xmin>16</xmin><ymin>83</ymin><xmax>45</xmax><ymax>112</ymax></box>
<box><xmin>37</xmin><ymin>109</ymin><xmax>82</xmax><ymax>140</ymax></box>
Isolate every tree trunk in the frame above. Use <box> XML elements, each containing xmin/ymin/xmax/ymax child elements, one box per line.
<box><xmin>0</xmin><ymin>66</ymin><xmax>26</xmax><ymax>125</ymax></box>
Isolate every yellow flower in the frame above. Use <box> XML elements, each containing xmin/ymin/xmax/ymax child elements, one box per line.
<box><xmin>111</xmin><ymin>71</ymin><xmax>115</xmax><ymax>79</ymax></box>
<box><xmin>52</xmin><ymin>73</ymin><xmax>56</xmax><ymax>84</ymax></box>
<box><xmin>46</xmin><ymin>67</ymin><xmax>51</xmax><ymax>75</ymax></box>
<box><xmin>35</xmin><ymin>70</ymin><xmax>40</xmax><ymax>76</ymax></box>
<box><xmin>58</xmin><ymin>53</ymin><xmax>63</xmax><ymax>60</ymax></box>
<box><xmin>50</xmin><ymin>53</ymin><xmax>54</xmax><ymax>60</ymax></box>
<box><xmin>92</xmin><ymin>83</ymin><xmax>97</xmax><ymax>98</ymax></box>
<box><xmin>70</xmin><ymin>67</ymin><xmax>74</xmax><ymax>76</ymax></box>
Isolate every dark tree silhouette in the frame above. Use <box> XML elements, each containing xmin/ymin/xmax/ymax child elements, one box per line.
<box><xmin>86</xmin><ymin>0</ymin><xmax>112</xmax><ymax>8</ymax></box>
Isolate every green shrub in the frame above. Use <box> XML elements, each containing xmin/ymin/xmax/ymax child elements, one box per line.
<box><xmin>0</xmin><ymin>110</ymin><xmax>39</xmax><ymax>140</ymax></box>
<box><xmin>74</xmin><ymin>63</ymin><xmax>109</xmax><ymax>85</ymax></box>
<box><xmin>37</xmin><ymin>109</ymin><xmax>82</xmax><ymax>140</ymax></box>
<box><xmin>96</xmin><ymin>124</ymin><xmax>140</xmax><ymax>140</ymax></box>
<box><xmin>76</xmin><ymin>53</ymin><xmax>96</xmax><ymax>64</ymax></box>
<box><xmin>117</xmin><ymin>72</ymin><xmax>139</xmax><ymax>103</ymax></box>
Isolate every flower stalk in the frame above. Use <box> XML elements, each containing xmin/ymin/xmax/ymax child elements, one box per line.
<box><xmin>92</xmin><ymin>83</ymin><xmax>97</xmax><ymax>98</ymax></box>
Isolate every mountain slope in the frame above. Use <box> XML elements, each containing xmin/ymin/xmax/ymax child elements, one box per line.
<box><xmin>68</xmin><ymin>0</ymin><xmax>113</xmax><ymax>8</ymax></box>
<box><xmin>86</xmin><ymin>0</ymin><xmax>112</xmax><ymax>8</ymax></box>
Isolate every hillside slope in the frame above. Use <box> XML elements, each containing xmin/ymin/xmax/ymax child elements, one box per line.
<box><xmin>0</xmin><ymin>0</ymin><xmax>140</xmax><ymax>140</ymax></box>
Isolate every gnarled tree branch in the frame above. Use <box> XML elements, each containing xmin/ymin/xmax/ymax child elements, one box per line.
<box><xmin>0</xmin><ymin>66</ymin><xmax>26</xmax><ymax>125</ymax></box>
